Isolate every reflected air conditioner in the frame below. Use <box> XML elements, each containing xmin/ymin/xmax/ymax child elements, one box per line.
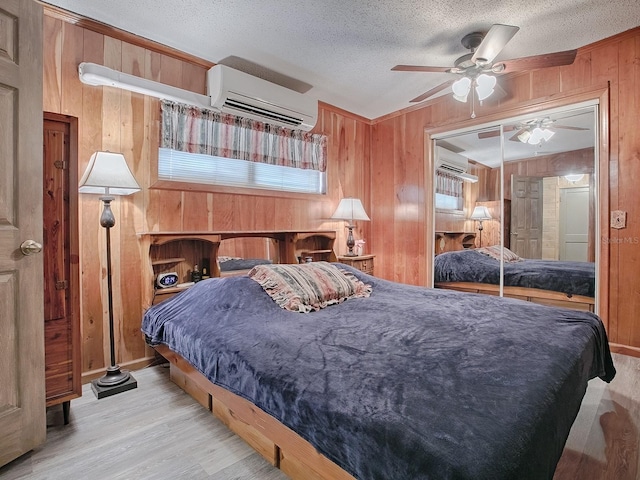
<box><xmin>435</xmin><ymin>146</ymin><xmax>478</xmax><ymax>183</ymax></box>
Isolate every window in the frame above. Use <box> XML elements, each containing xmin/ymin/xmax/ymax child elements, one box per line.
<box><xmin>435</xmin><ymin>193</ymin><xmax>463</xmax><ymax>211</ymax></box>
<box><xmin>435</xmin><ymin>171</ymin><xmax>464</xmax><ymax>211</ymax></box>
<box><xmin>158</xmin><ymin>148</ymin><xmax>326</xmax><ymax>194</ymax></box>
<box><xmin>159</xmin><ymin>100</ymin><xmax>327</xmax><ymax>195</ymax></box>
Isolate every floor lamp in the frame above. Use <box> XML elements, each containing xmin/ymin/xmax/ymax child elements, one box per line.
<box><xmin>331</xmin><ymin>198</ymin><xmax>370</xmax><ymax>256</ymax></box>
<box><xmin>79</xmin><ymin>151</ymin><xmax>140</xmax><ymax>399</ymax></box>
<box><xmin>470</xmin><ymin>205</ymin><xmax>492</xmax><ymax>248</ymax></box>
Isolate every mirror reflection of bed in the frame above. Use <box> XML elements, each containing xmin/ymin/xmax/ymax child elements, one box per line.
<box><xmin>217</xmin><ymin>237</ymin><xmax>277</xmax><ymax>277</ymax></box>
<box><xmin>433</xmin><ymin>104</ymin><xmax>597</xmax><ymax>312</ymax></box>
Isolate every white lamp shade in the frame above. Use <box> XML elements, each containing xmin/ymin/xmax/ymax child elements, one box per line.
<box><xmin>541</xmin><ymin>128</ymin><xmax>555</xmax><ymax>142</ymax></box>
<box><xmin>452</xmin><ymin>77</ymin><xmax>471</xmax><ymax>103</ymax></box>
<box><xmin>470</xmin><ymin>205</ymin><xmax>492</xmax><ymax>221</ymax></box>
<box><xmin>475</xmin><ymin>74</ymin><xmax>496</xmax><ymax>101</ymax></box>
<box><xmin>331</xmin><ymin>198</ymin><xmax>370</xmax><ymax>224</ymax></box>
<box><xmin>527</xmin><ymin>127</ymin><xmax>545</xmax><ymax>145</ymax></box>
<box><xmin>79</xmin><ymin>151</ymin><xmax>141</xmax><ymax>196</ymax></box>
<box><xmin>517</xmin><ymin>130</ymin><xmax>531</xmax><ymax>143</ymax></box>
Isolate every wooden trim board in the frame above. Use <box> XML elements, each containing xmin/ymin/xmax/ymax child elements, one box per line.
<box><xmin>608</xmin><ymin>342</ymin><xmax>640</xmax><ymax>359</ymax></box>
<box><xmin>155</xmin><ymin>344</ymin><xmax>356</xmax><ymax>480</ymax></box>
<box><xmin>435</xmin><ymin>282</ymin><xmax>595</xmax><ymax>312</ymax></box>
<box><xmin>81</xmin><ymin>356</ymin><xmax>156</xmax><ymax>384</ymax></box>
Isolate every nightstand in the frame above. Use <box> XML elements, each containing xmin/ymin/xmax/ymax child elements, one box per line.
<box><xmin>337</xmin><ymin>254</ymin><xmax>375</xmax><ymax>275</ymax></box>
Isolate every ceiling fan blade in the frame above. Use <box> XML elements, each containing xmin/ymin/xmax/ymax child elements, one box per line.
<box><xmin>498</xmin><ymin>49</ymin><xmax>577</xmax><ymax>73</ymax></box>
<box><xmin>392</xmin><ymin>65</ymin><xmax>451</xmax><ymax>73</ymax></box>
<box><xmin>410</xmin><ymin>80</ymin><xmax>454</xmax><ymax>103</ymax></box>
<box><xmin>471</xmin><ymin>24</ymin><xmax>519</xmax><ymax>65</ymax></box>
<box><xmin>437</xmin><ymin>140</ymin><xmax>465</xmax><ymax>154</ymax></box>
<box><xmin>478</xmin><ymin>130</ymin><xmax>501</xmax><ymax>139</ymax></box>
<box><xmin>477</xmin><ymin>125</ymin><xmax>516</xmax><ymax>139</ymax></box>
<box><xmin>554</xmin><ymin>125</ymin><xmax>590</xmax><ymax>131</ymax></box>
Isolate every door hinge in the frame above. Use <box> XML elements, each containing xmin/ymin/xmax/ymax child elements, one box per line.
<box><xmin>55</xmin><ymin>280</ymin><xmax>68</xmax><ymax>290</ymax></box>
<box><xmin>54</xmin><ymin>160</ymin><xmax>67</xmax><ymax>169</ymax></box>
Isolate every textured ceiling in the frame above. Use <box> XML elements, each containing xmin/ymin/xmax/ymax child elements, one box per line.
<box><xmin>43</xmin><ymin>0</ymin><xmax>640</xmax><ymax>119</ymax></box>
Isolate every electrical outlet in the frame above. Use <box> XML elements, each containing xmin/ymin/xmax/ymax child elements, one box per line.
<box><xmin>611</xmin><ymin>210</ymin><xmax>626</xmax><ymax>229</ymax></box>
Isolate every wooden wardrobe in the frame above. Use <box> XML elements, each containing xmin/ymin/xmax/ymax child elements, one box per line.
<box><xmin>43</xmin><ymin>113</ymin><xmax>81</xmax><ymax>422</ymax></box>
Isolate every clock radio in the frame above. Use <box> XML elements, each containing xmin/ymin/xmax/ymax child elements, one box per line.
<box><xmin>156</xmin><ymin>272</ymin><xmax>179</xmax><ymax>288</ymax></box>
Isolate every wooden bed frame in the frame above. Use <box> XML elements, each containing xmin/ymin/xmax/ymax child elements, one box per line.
<box><xmin>155</xmin><ymin>344</ymin><xmax>356</xmax><ymax>480</ymax></box>
<box><xmin>435</xmin><ymin>282</ymin><xmax>595</xmax><ymax>312</ymax></box>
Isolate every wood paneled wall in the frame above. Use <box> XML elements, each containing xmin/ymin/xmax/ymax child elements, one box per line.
<box><xmin>43</xmin><ymin>7</ymin><xmax>640</xmax><ymax>370</ymax></box>
<box><xmin>477</xmin><ymin>148</ymin><xmax>595</xmax><ymax>201</ymax></box>
<box><xmin>43</xmin><ymin>12</ymin><xmax>371</xmax><ymax>375</ymax></box>
<box><xmin>370</xmin><ymin>27</ymin><xmax>640</xmax><ymax>354</ymax></box>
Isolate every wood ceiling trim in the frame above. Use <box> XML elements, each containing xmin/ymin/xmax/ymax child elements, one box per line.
<box><xmin>41</xmin><ymin>3</ymin><xmax>215</xmax><ymax>69</ymax></box>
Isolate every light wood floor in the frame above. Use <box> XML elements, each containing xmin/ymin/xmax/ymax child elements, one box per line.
<box><xmin>0</xmin><ymin>365</ymin><xmax>288</xmax><ymax>480</ymax></box>
<box><xmin>554</xmin><ymin>352</ymin><xmax>640</xmax><ymax>480</ymax></box>
<box><xmin>0</xmin><ymin>353</ymin><xmax>638</xmax><ymax>480</ymax></box>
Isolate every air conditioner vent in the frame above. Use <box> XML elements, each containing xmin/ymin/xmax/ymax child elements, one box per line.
<box><xmin>437</xmin><ymin>162</ymin><xmax>466</xmax><ymax>175</ymax></box>
<box><xmin>223</xmin><ymin>98</ymin><xmax>303</xmax><ymax>127</ymax></box>
<box><xmin>435</xmin><ymin>146</ymin><xmax>478</xmax><ymax>182</ymax></box>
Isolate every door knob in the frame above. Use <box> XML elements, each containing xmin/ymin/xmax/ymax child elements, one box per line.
<box><xmin>20</xmin><ymin>240</ymin><xmax>42</xmax><ymax>256</ymax></box>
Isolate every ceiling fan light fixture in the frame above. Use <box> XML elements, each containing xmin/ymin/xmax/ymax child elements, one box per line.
<box><xmin>452</xmin><ymin>77</ymin><xmax>471</xmax><ymax>103</ymax></box>
<box><xmin>541</xmin><ymin>128</ymin><xmax>555</xmax><ymax>142</ymax></box>
<box><xmin>475</xmin><ymin>74</ymin><xmax>496</xmax><ymax>101</ymax></box>
<box><xmin>517</xmin><ymin>130</ymin><xmax>531</xmax><ymax>143</ymax></box>
<box><xmin>525</xmin><ymin>126</ymin><xmax>556</xmax><ymax>145</ymax></box>
<box><xmin>528</xmin><ymin>127</ymin><xmax>545</xmax><ymax>145</ymax></box>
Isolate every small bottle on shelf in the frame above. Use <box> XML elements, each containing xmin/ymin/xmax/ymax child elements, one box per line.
<box><xmin>191</xmin><ymin>264</ymin><xmax>202</xmax><ymax>283</ymax></box>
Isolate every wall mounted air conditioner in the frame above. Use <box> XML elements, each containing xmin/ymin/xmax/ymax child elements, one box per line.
<box><xmin>207</xmin><ymin>65</ymin><xmax>318</xmax><ymax>131</ymax></box>
<box><xmin>435</xmin><ymin>146</ymin><xmax>478</xmax><ymax>183</ymax></box>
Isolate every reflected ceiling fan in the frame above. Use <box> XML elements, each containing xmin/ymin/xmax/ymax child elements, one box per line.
<box><xmin>478</xmin><ymin>117</ymin><xmax>589</xmax><ymax>145</ymax></box>
<box><xmin>392</xmin><ymin>24</ymin><xmax>578</xmax><ymax>107</ymax></box>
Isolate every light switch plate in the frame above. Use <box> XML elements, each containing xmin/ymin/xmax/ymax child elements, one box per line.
<box><xmin>611</xmin><ymin>210</ymin><xmax>626</xmax><ymax>229</ymax></box>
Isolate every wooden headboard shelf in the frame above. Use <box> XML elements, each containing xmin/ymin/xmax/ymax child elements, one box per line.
<box><xmin>139</xmin><ymin>230</ymin><xmax>337</xmax><ymax>307</ymax></box>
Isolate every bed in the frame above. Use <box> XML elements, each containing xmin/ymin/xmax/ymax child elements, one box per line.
<box><xmin>434</xmin><ymin>248</ymin><xmax>596</xmax><ymax>311</ymax></box>
<box><xmin>142</xmin><ymin>263</ymin><xmax>614</xmax><ymax>480</ymax></box>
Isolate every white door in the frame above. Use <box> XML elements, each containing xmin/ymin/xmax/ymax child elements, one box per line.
<box><xmin>559</xmin><ymin>186</ymin><xmax>590</xmax><ymax>261</ymax></box>
<box><xmin>0</xmin><ymin>0</ymin><xmax>46</xmax><ymax>467</ymax></box>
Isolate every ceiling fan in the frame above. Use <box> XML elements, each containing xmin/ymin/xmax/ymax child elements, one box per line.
<box><xmin>478</xmin><ymin>116</ymin><xmax>589</xmax><ymax>144</ymax></box>
<box><xmin>392</xmin><ymin>24</ymin><xmax>578</xmax><ymax>104</ymax></box>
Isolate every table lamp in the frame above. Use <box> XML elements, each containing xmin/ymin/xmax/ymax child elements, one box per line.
<box><xmin>331</xmin><ymin>198</ymin><xmax>370</xmax><ymax>256</ymax></box>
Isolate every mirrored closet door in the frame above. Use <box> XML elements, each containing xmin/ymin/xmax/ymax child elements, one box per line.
<box><xmin>432</xmin><ymin>103</ymin><xmax>598</xmax><ymax>312</ymax></box>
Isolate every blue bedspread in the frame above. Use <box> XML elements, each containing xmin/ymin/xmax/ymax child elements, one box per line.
<box><xmin>142</xmin><ymin>265</ymin><xmax>614</xmax><ymax>480</ymax></box>
<box><xmin>434</xmin><ymin>249</ymin><xmax>595</xmax><ymax>296</ymax></box>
